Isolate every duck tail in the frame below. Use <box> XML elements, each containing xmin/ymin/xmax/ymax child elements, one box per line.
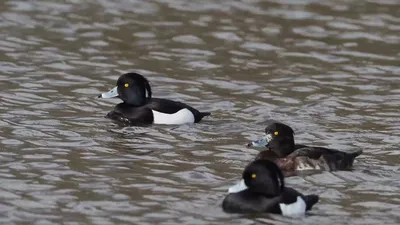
<box><xmin>194</xmin><ymin>112</ymin><xmax>211</xmax><ymax>123</ymax></box>
<box><xmin>303</xmin><ymin>195</ymin><xmax>319</xmax><ymax>211</ymax></box>
<box><xmin>344</xmin><ymin>149</ymin><xmax>362</xmax><ymax>169</ymax></box>
<box><xmin>350</xmin><ymin>149</ymin><xmax>363</xmax><ymax>158</ymax></box>
<box><xmin>200</xmin><ymin>112</ymin><xmax>211</xmax><ymax>118</ymax></box>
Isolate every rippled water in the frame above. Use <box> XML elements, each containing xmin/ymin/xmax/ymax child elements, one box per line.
<box><xmin>1</xmin><ymin>0</ymin><xmax>400</xmax><ymax>224</ymax></box>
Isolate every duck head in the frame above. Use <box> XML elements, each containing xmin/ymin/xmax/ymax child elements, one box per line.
<box><xmin>248</xmin><ymin>121</ymin><xmax>296</xmax><ymax>157</ymax></box>
<box><xmin>228</xmin><ymin>159</ymin><xmax>284</xmax><ymax>197</ymax></box>
<box><xmin>99</xmin><ymin>72</ymin><xmax>152</xmax><ymax>106</ymax></box>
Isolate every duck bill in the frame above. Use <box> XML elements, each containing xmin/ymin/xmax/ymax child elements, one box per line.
<box><xmin>98</xmin><ymin>86</ymin><xmax>118</xmax><ymax>98</ymax></box>
<box><xmin>247</xmin><ymin>134</ymin><xmax>272</xmax><ymax>147</ymax></box>
<box><xmin>228</xmin><ymin>179</ymin><xmax>248</xmax><ymax>193</ymax></box>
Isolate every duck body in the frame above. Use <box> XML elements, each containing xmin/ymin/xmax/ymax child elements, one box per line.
<box><xmin>249</xmin><ymin>121</ymin><xmax>362</xmax><ymax>174</ymax></box>
<box><xmin>222</xmin><ymin>159</ymin><xmax>318</xmax><ymax>216</ymax></box>
<box><xmin>222</xmin><ymin>187</ymin><xmax>318</xmax><ymax>214</ymax></box>
<box><xmin>107</xmin><ymin>98</ymin><xmax>210</xmax><ymax>125</ymax></box>
<box><xmin>256</xmin><ymin>145</ymin><xmax>362</xmax><ymax>174</ymax></box>
<box><xmin>99</xmin><ymin>72</ymin><xmax>210</xmax><ymax>126</ymax></box>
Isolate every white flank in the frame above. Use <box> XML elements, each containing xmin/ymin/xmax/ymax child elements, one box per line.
<box><xmin>152</xmin><ymin>108</ymin><xmax>195</xmax><ymax>125</ymax></box>
<box><xmin>228</xmin><ymin>179</ymin><xmax>248</xmax><ymax>193</ymax></box>
<box><xmin>279</xmin><ymin>196</ymin><xmax>306</xmax><ymax>217</ymax></box>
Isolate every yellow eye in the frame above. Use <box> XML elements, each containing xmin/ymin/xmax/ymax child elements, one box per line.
<box><xmin>274</xmin><ymin>131</ymin><xmax>279</xmax><ymax>136</ymax></box>
<box><xmin>251</xmin><ymin>174</ymin><xmax>256</xmax><ymax>179</ymax></box>
<box><xmin>124</xmin><ymin>83</ymin><xmax>129</xmax><ymax>88</ymax></box>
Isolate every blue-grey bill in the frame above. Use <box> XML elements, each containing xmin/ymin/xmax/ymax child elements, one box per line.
<box><xmin>99</xmin><ymin>86</ymin><xmax>118</xmax><ymax>98</ymax></box>
<box><xmin>228</xmin><ymin>179</ymin><xmax>248</xmax><ymax>193</ymax></box>
<box><xmin>248</xmin><ymin>134</ymin><xmax>272</xmax><ymax>147</ymax></box>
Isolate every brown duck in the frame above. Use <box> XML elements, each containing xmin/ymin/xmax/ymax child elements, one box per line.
<box><xmin>247</xmin><ymin>121</ymin><xmax>362</xmax><ymax>176</ymax></box>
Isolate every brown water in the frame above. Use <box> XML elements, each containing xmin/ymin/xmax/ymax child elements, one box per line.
<box><xmin>1</xmin><ymin>0</ymin><xmax>400</xmax><ymax>224</ymax></box>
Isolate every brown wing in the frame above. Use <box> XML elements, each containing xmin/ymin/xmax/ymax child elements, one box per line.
<box><xmin>289</xmin><ymin>146</ymin><xmax>359</xmax><ymax>171</ymax></box>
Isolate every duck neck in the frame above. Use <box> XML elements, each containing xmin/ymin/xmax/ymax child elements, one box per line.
<box><xmin>124</xmin><ymin>96</ymin><xmax>151</xmax><ymax>107</ymax></box>
<box><xmin>271</xmin><ymin>136</ymin><xmax>295</xmax><ymax>157</ymax></box>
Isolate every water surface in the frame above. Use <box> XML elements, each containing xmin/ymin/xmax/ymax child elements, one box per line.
<box><xmin>1</xmin><ymin>0</ymin><xmax>400</xmax><ymax>224</ymax></box>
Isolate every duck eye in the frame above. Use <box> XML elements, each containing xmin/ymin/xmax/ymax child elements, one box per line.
<box><xmin>124</xmin><ymin>83</ymin><xmax>129</xmax><ymax>88</ymax></box>
<box><xmin>251</xmin><ymin>173</ymin><xmax>256</xmax><ymax>179</ymax></box>
<box><xmin>274</xmin><ymin>131</ymin><xmax>279</xmax><ymax>136</ymax></box>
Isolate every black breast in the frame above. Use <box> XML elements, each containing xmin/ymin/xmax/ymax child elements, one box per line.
<box><xmin>222</xmin><ymin>191</ymin><xmax>281</xmax><ymax>214</ymax></box>
<box><xmin>107</xmin><ymin>103</ymin><xmax>154</xmax><ymax>125</ymax></box>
